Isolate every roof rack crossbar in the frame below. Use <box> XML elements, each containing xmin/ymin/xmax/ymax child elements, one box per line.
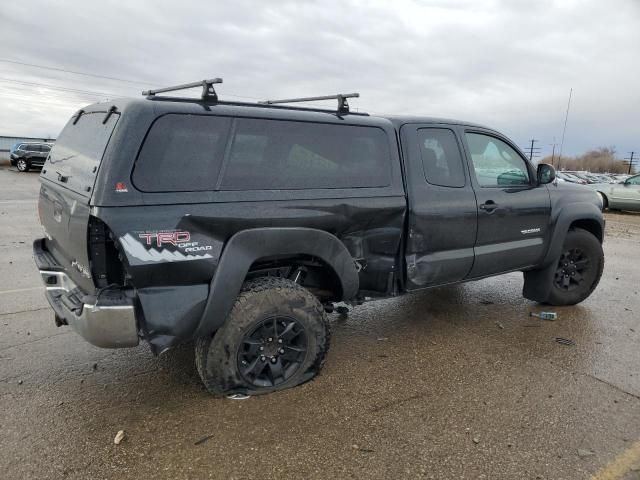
<box><xmin>142</xmin><ymin>78</ymin><xmax>223</xmax><ymax>101</ymax></box>
<box><xmin>260</xmin><ymin>93</ymin><xmax>359</xmax><ymax>113</ymax></box>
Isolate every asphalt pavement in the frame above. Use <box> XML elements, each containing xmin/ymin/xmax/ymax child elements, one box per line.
<box><xmin>1</xmin><ymin>165</ymin><xmax>639</xmax><ymax>479</ymax></box>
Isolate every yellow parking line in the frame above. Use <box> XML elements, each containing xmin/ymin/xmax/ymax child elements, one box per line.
<box><xmin>592</xmin><ymin>440</ymin><xmax>640</xmax><ymax>480</ymax></box>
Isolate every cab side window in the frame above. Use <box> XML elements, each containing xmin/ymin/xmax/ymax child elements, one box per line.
<box><xmin>417</xmin><ymin>128</ymin><xmax>465</xmax><ymax>188</ymax></box>
<box><xmin>465</xmin><ymin>133</ymin><xmax>530</xmax><ymax>187</ymax></box>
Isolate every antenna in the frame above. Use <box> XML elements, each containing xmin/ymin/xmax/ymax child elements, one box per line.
<box><xmin>557</xmin><ymin>88</ymin><xmax>572</xmax><ymax>169</ymax></box>
<box><xmin>260</xmin><ymin>93</ymin><xmax>359</xmax><ymax>114</ymax></box>
<box><xmin>142</xmin><ymin>78</ymin><xmax>223</xmax><ymax>101</ymax></box>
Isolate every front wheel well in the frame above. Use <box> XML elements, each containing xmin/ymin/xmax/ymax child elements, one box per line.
<box><xmin>568</xmin><ymin>219</ymin><xmax>603</xmax><ymax>243</ymax></box>
<box><xmin>246</xmin><ymin>255</ymin><xmax>343</xmax><ymax>302</ymax></box>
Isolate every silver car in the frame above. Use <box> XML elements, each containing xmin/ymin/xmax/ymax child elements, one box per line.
<box><xmin>590</xmin><ymin>173</ymin><xmax>640</xmax><ymax>211</ymax></box>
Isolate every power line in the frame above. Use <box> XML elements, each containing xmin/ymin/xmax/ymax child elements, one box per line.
<box><xmin>0</xmin><ymin>58</ymin><xmax>152</xmax><ymax>86</ymax></box>
<box><xmin>0</xmin><ymin>93</ymin><xmax>96</xmax><ymax>108</ymax></box>
<box><xmin>0</xmin><ymin>77</ymin><xmax>125</xmax><ymax>98</ymax></box>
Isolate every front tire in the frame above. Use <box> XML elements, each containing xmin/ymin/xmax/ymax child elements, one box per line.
<box><xmin>195</xmin><ymin>277</ymin><xmax>330</xmax><ymax>396</ymax></box>
<box><xmin>547</xmin><ymin>228</ymin><xmax>604</xmax><ymax>306</ymax></box>
<box><xmin>16</xmin><ymin>158</ymin><xmax>29</xmax><ymax>172</ymax></box>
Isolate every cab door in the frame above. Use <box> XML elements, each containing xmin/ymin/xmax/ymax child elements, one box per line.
<box><xmin>461</xmin><ymin>130</ymin><xmax>551</xmax><ymax>277</ymax></box>
<box><xmin>401</xmin><ymin>124</ymin><xmax>478</xmax><ymax>289</ymax></box>
<box><xmin>608</xmin><ymin>174</ymin><xmax>640</xmax><ymax>209</ymax></box>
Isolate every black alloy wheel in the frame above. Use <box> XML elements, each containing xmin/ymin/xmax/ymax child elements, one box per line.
<box><xmin>546</xmin><ymin>228</ymin><xmax>604</xmax><ymax>306</ymax></box>
<box><xmin>553</xmin><ymin>248</ymin><xmax>591</xmax><ymax>291</ymax></box>
<box><xmin>195</xmin><ymin>276</ymin><xmax>330</xmax><ymax>396</ymax></box>
<box><xmin>237</xmin><ymin>315</ymin><xmax>308</xmax><ymax>388</ymax></box>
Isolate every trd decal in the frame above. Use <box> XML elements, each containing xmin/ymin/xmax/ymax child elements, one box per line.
<box><xmin>139</xmin><ymin>231</ymin><xmax>191</xmax><ymax>247</ymax></box>
<box><xmin>521</xmin><ymin>228</ymin><xmax>541</xmax><ymax>235</ymax></box>
<box><xmin>119</xmin><ymin>230</ymin><xmax>214</xmax><ymax>265</ymax></box>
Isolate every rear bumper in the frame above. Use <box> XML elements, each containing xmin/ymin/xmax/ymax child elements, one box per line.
<box><xmin>33</xmin><ymin>239</ymin><xmax>139</xmax><ymax>348</ymax></box>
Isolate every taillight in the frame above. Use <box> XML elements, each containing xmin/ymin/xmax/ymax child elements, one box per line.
<box><xmin>88</xmin><ymin>216</ymin><xmax>125</xmax><ymax>287</ymax></box>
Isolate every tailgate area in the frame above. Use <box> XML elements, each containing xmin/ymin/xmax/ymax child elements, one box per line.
<box><xmin>34</xmin><ymin>239</ymin><xmax>139</xmax><ymax>348</ymax></box>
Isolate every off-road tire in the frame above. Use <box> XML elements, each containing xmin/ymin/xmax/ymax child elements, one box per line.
<box><xmin>195</xmin><ymin>277</ymin><xmax>330</xmax><ymax>396</ymax></box>
<box><xmin>546</xmin><ymin>228</ymin><xmax>604</xmax><ymax>306</ymax></box>
<box><xmin>16</xmin><ymin>158</ymin><xmax>29</xmax><ymax>172</ymax></box>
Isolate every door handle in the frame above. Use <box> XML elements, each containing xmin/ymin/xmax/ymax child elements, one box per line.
<box><xmin>479</xmin><ymin>201</ymin><xmax>498</xmax><ymax>212</ymax></box>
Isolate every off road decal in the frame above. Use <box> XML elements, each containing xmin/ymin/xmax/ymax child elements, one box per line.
<box><xmin>119</xmin><ymin>230</ymin><xmax>215</xmax><ymax>265</ymax></box>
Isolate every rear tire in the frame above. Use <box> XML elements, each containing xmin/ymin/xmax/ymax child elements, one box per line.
<box><xmin>195</xmin><ymin>277</ymin><xmax>330</xmax><ymax>396</ymax></box>
<box><xmin>16</xmin><ymin>158</ymin><xmax>29</xmax><ymax>172</ymax></box>
<box><xmin>546</xmin><ymin>228</ymin><xmax>604</xmax><ymax>306</ymax></box>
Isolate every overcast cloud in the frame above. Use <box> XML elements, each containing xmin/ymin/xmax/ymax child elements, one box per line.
<box><xmin>0</xmin><ymin>0</ymin><xmax>638</xmax><ymax>156</ymax></box>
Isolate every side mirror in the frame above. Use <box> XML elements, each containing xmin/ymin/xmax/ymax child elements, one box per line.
<box><xmin>537</xmin><ymin>163</ymin><xmax>556</xmax><ymax>185</ymax></box>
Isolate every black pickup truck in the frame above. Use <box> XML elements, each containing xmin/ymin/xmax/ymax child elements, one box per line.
<box><xmin>34</xmin><ymin>80</ymin><xmax>604</xmax><ymax>396</ymax></box>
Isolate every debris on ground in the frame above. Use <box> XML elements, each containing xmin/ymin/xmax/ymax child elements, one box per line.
<box><xmin>530</xmin><ymin>312</ymin><xmax>557</xmax><ymax>321</ymax></box>
<box><xmin>194</xmin><ymin>434</ymin><xmax>214</xmax><ymax>446</ymax></box>
<box><xmin>92</xmin><ymin>362</ymin><xmax>98</xmax><ymax>371</ymax></box>
<box><xmin>227</xmin><ymin>393</ymin><xmax>250</xmax><ymax>400</ymax></box>
<box><xmin>556</xmin><ymin>337</ymin><xmax>576</xmax><ymax>346</ymax></box>
<box><xmin>17</xmin><ymin>380</ymin><xmax>23</xmax><ymax>385</ymax></box>
<box><xmin>472</xmin><ymin>437</ymin><xmax>480</xmax><ymax>444</ymax></box>
<box><xmin>480</xmin><ymin>300</ymin><xmax>494</xmax><ymax>305</ymax></box>
<box><xmin>377</xmin><ymin>337</ymin><xmax>389</xmax><ymax>341</ymax></box>
<box><xmin>577</xmin><ymin>448</ymin><xmax>595</xmax><ymax>458</ymax></box>
<box><xmin>495</xmin><ymin>321</ymin><xmax>504</xmax><ymax>330</ymax></box>
<box><xmin>114</xmin><ymin>430</ymin><xmax>126</xmax><ymax>445</ymax></box>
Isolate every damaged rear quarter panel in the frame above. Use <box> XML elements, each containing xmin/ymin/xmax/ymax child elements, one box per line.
<box><xmin>89</xmin><ymin>102</ymin><xmax>407</xmax><ymax>350</ymax></box>
<box><xmin>94</xmin><ymin>194</ymin><xmax>406</xmax><ymax>350</ymax></box>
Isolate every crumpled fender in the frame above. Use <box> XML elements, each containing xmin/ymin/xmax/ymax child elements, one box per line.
<box><xmin>194</xmin><ymin>227</ymin><xmax>359</xmax><ymax>337</ymax></box>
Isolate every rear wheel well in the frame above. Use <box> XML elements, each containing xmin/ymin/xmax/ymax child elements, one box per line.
<box><xmin>568</xmin><ymin>219</ymin><xmax>603</xmax><ymax>243</ymax></box>
<box><xmin>596</xmin><ymin>191</ymin><xmax>608</xmax><ymax>209</ymax></box>
<box><xmin>246</xmin><ymin>255</ymin><xmax>343</xmax><ymax>302</ymax></box>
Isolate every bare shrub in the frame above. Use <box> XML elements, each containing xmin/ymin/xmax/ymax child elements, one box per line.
<box><xmin>545</xmin><ymin>147</ymin><xmax>632</xmax><ymax>173</ymax></box>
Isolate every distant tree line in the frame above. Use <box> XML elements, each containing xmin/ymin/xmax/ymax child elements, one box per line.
<box><xmin>540</xmin><ymin>147</ymin><xmax>633</xmax><ymax>173</ymax></box>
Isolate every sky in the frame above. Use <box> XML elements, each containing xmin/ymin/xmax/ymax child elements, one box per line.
<box><xmin>0</xmin><ymin>0</ymin><xmax>638</xmax><ymax>158</ymax></box>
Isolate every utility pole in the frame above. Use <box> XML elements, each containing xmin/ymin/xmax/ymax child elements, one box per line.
<box><xmin>520</xmin><ymin>139</ymin><xmax>541</xmax><ymax>162</ymax></box>
<box><xmin>624</xmin><ymin>152</ymin><xmax>636</xmax><ymax>174</ymax></box>
<box><xmin>558</xmin><ymin>88</ymin><xmax>573</xmax><ymax>170</ymax></box>
<box><xmin>550</xmin><ymin>143</ymin><xmax>557</xmax><ymax>168</ymax></box>
<box><xmin>529</xmin><ymin>139</ymin><xmax>536</xmax><ymax>162</ymax></box>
